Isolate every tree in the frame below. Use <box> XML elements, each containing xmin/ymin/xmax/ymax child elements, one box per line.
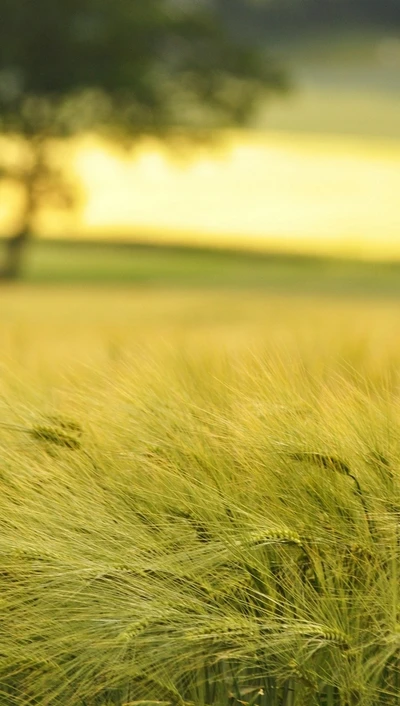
<box><xmin>0</xmin><ymin>0</ymin><xmax>286</xmax><ymax>279</ymax></box>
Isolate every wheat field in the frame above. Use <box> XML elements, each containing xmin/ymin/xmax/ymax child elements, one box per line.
<box><xmin>1</xmin><ymin>286</ymin><xmax>400</xmax><ymax>706</ymax></box>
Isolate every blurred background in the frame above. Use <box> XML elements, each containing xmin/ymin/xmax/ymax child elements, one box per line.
<box><xmin>0</xmin><ymin>0</ymin><xmax>400</xmax><ymax>291</ymax></box>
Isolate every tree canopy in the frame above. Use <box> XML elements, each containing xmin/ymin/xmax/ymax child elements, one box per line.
<box><xmin>0</xmin><ymin>0</ymin><xmax>285</xmax><ymax>138</ymax></box>
<box><xmin>0</xmin><ymin>0</ymin><xmax>286</xmax><ymax>278</ymax></box>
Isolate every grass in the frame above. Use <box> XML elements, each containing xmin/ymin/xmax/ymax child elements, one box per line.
<box><xmin>2</xmin><ymin>240</ymin><xmax>400</xmax><ymax>295</ymax></box>
<box><xmin>0</xmin><ymin>285</ymin><xmax>400</xmax><ymax>705</ymax></box>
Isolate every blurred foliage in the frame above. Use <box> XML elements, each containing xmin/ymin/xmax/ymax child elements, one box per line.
<box><xmin>0</xmin><ymin>0</ymin><xmax>286</xmax><ymax>278</ymax></box>
<box><xmin>0</xmin><ymin>0</ymin><xmax>286</xmax><ymax>136</ymax></box>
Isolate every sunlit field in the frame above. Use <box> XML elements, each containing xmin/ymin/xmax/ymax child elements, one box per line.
<box><xmin>69</xmin><ymin>30</ymin><xmax>400</xmax><ymax>257</ymax></box>
<box><xmin>1</xmin><ymin>285</ymin><xmax>400</xmax><ymax>705</ymax></box>
<box><xmin>73</xmin><ymin>130</ymin><xmax>400</xmax><ymax>259</ymax></box>
<box><xmin>4</xmin><ymin>129</ymin><xmax>400</xmax><ymax>259</ymax></box>
<box><xmin>2</xmin><ymin>33</ymin><xmax>400</xmax><ymax>259</ymax></box>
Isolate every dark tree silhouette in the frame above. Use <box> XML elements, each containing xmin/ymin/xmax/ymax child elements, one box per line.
<box><xmin>0</xmin><ymin>0</ymin><xmax>286</xmax><ymax>279</ymax></box>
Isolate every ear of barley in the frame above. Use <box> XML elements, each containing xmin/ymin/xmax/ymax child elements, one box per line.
<box><xmin>287</xmin><ymin>660</ymin><xmax>318</xmax><ymax>691</ymax></box>
<box><xmin>234</xmin><ymin>527</ymin><xmax>302</xmax><ymax>548</ymax></box>
<box><xmin>288</xmin><ymin>452</ymin><xmax>351</xmax><ymax>476</ymax></box>
<box><xmin>2</xmin><ymin>547</ymin><xmax>60</xmax><ymax>562</ymax></box>
<box><xmin>44</xmin><ymin>415</ymin><xmax>83</xmax><ymax>436</ymax></box>
<box><xmin>30</xmin><ymin>425</ymin><xmax>81</xmax><ymax>449</ymax></box>
<box><xmin>117</xmin><ymin>617</ymin><xmax>152</xmax><ymax>643</ymax></box>
<box><xmin>291</xmin><ymin>625</ymin><xmax>350</xmax><ymax>648</ymax></box>
<box><xmin>185</xmin><ymin>618</ymin><xmax>258</xmax><ymax>643</ymax></box>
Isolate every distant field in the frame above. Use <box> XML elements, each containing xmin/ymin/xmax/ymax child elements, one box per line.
<box><xmin>43</xmin><ymin>31</ymin><xmax>400</xmax><ymax>252</ymax></box>
<box><xmin>1</xmin><ymin>34</ymin><xmax>399</xmax><ymax>254</ymax></box>
<box><xmin>1</xmin><ymin>239</ymin><xmax>400</xmax><ymax>297</ymax></box>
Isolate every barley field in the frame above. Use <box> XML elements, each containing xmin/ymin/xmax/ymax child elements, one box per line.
<box><xmin>1</xmin><ymin>285</ymin><xmax>400</xmax><ymax>706</ymax></box>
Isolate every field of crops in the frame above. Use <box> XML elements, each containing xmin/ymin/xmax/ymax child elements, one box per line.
<box><xmin>2</xmin><ymin>240</ymin><xmax>400</xmax><ymax>296</ymax></box>
<box><xmin>1</xmin><ymin>285</ymin><xmax>400</xmax><ymax>705</ymax></box>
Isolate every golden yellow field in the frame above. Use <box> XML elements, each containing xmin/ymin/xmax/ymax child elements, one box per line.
<box><xmin>3</xmin><ymin>129</ymin><xmax>400</xmax><ymax>259</ymax></box>
<box><xmin>2</xmin><ymin>285</ymin><xmax>400</xmax><ymax>368</ymax></box>
<box><xmin>1</xmin><ymin>286</ymin><xmax>400</xmax><ymax>706</ymax></box>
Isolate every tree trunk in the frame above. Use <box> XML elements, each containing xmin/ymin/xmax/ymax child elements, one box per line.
<box><xmin>0</xmin><ymin>134</ymin><xmax>49</xmax><ymax>281</ymax></box>
<box><xmin>1</xmin><ymin>229</ymin><xmax>31</xmax><ymax>281</ymax></box>
<box><xmin>0</xmin><ymin>151</ymin><xmax>39</xmax><ymax>281</ymax></box>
